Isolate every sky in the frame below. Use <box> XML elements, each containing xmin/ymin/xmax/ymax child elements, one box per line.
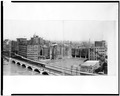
<box><xmin>3</xmin><ymin>2</ymin><xmax>118</xmax><ymax>42</ymax></box>
<box><xmin>4</xmin><ymin>20</ymin><xmax>116</xmax><ymax>42</ymax></box>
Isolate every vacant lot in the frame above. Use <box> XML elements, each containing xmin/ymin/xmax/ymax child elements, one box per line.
<box><xmin>41</xmin><ymin>57</ymin><xmax>85</xmax><ymax>69</ymax></box>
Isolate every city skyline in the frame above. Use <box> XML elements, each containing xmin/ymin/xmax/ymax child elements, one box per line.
<box><xmin>3</xmin><ymin>32</ymin><xmax>107</xmax><ymax>45</ymax></box>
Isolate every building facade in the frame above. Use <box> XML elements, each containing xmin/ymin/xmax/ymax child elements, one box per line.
<box><xmin>27</xmin><ymin>35</ymin><xmax>50</xmax><ymax>61</ymax></box>
<box><xmin>95</xmin><ymin>40</ymin><xmax>106</xmax><ymax>47</ymax></box>
<box><xmin>89</xmin><ymin>40</ymin><xmax>107</xmax><ymax>60</ymax></box>
<box><xmin>72</xmin><ymin>47</ymin><xmax>89</xmax><ymax>58</ymax></box>
<box><xmin>43</xmin><ymin>45</ymin><xmax>50</xmax><ymax>59</ymax></box>
<box><xmin>3</xmin><ymin>39</ymin><xmax>11</xmax><ymax>56</ymax></box>
<box><xmin>89</xmin><ymin>46</ymin><xmax>107</xmax><ymax>60</ymax></box>
<box><xmin>11</xmin><ymin>40</ymin><xmax>18</xmax><ymax>54</ymax></box>
<box><xmin>27</xmin><ymin>45</ymin><xmax>40</xmax><ymax>61</ymax></box>
<box><xmin>71</xmin><ymin>40</ymin><xmax>107</xmax><ymax>60</ymax></box>
<box><xmin>50</xmin><ymin>43</ymin><xmax>72</xmax><ymax>59</ymax></box>
<box><xmin>17</xmin><ymin>38</ymin><xmax>27</xmax><ymax>58</ymax></box>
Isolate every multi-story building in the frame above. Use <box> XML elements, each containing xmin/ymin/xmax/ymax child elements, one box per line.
<box><xmin>3</xmin><ymin>39</ymin><xmax>11</xmax><ymax>56</ymax></box>
<box><xmin>50</xmin><ymin>43</ymin><xmax>72</xmax><ymax>59</ymax></box>
<box><xmin>72</xmin><ymin>47</ymin><xmax>89</xmax><ymax>58</ymax></box>
<box><xmin>89</xmin><ymin>40</ymin><xmax>107</xmax><ymax>60</ymax></box>
<box><xmin>17</xmin><ymin>38</ymin><xmax>27</xmax><ymax>58</ymax></box>
<box><xmin>11</xmin><ymin>40</ymin><xmax>18</xmax><ymax>54</ymax></box>
<box><xmin>95</xmin><ymin>40</ymin><xmax>106</xmax><ymax>47</ymax></box>
<box><xmin>27</xmin><ymin>35</ymin><xmax>50</xmax><ymax>61</ymax></box>
<box><xmin>3</xmin><ymin>39</ymin><xmax>11</xmax><ymax>51</ymax></box>
<box><xmin>89</xmin><ymin>47</ymin><xmax>107</xmax><ymax>60</ymax></box>
<box><xmin>27</xmin><ymin>45</ymin><xmax>41</xmax><ymax>61</ymax></box>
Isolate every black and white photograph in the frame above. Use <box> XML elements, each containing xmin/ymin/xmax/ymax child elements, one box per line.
<box><xmin>3</xmin><ymin>20</ymin><xmax>109</xmax><ymax>76</ymax></box>
<box><xmin>2</xmin><ymin>1</ymin><xmax>118</xmax><ymax>95</ymax></box>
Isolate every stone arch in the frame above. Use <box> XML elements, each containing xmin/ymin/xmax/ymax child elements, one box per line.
<box><xmin>27</xmin><ymin>66</ymin><xmax>32</xmax><ymax>71</ymax></box>
<box><xmin>42</xmin><ymin>71</ymin><xmax>49</xmax><ymax>75</ymax></box>
<box><xmin>17</xmin><ymin>62</ymin><xmax>21</xmax><ymax>65</ymax></box>
<box><xmin>22</xmin><ymin>64</ymin><xmax>26</xmax><ymax>68</ymax></box>
<box><xmin>34</xmin><ymin>69</ymin><xmax>40</xmax><ymax>73</ymax></box>
<box><xmin>12</xmin><ymin>60</ymin><xmax>16</xmax><ymax>64</ymax></box>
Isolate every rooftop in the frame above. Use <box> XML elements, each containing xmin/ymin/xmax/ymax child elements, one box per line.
<box><xmin>81</xmin><ymin>60</ymin><xmax>99</xmax><ymax>66</ymax></box>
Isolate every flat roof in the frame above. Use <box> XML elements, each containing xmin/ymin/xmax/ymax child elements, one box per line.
<box><xmin>81</xmin><ymin>60</ymin><xmax>99</xmax><ymax>66</ymax></box>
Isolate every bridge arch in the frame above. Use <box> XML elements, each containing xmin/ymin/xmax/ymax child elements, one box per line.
<box><xmin>22</xmin><ymin>64</ymin><xmax>26</xmax><ymax>68</ymax></box>
<box><xmin>12</xmin><ymin>60</ymin><xmax>16</xmax><ymax>64</ymax></box>
<box><xmin>42</xmin><ymin>71</ymin><xmax>49</xmax><ymax>75</ymax></box>
<box><xmin>27</xmin><ymin>66</ymin><xmax>33</xmax><ymax>71</ymax></box>
<box><xmin>34</xmin><ymin>69</ymin><xmax>40</xmax><ymax>73</ymax></box>
<box><xmin>17</xmin><ymin>62</ymin><xmax>21</xmax><ymax>65</ymax></box>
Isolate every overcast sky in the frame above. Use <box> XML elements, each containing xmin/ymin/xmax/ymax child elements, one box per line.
<box><xmin>4</xmin><ymin>20</ymin><xmax>116</xmax><ymax>42</ymax></box>
<box><xmin>3</xmin><ymin>2</ymin><xmax>118</xmax><ymax>42</ymax></box>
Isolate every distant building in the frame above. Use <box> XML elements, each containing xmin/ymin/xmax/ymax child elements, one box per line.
<box><xmin>89</xmin><ymin>40</ymin><xmax>107</xmax><ymax>60</ymax></box>
<box><xmin>72</xmin><ymin>47</ymin><xmax>89</xmax><ymax>58</ymax></box>
<box><xmin>17</xmin><ymin>38</ymin><xmax>27</xmax><ymax>58</ymax></box>
<box><xmin>3</xmin><ymin>39</ymin><xmax>11</xmax><ymax>51</ymax></box>
<box><xmin>95</xmin><ymin>40</ymin><xmax>106</xmax><ymax>47</ymax></box>
<box><xmin>89</xmin><ymin>47</ymin><xmax>107</xmax><ymax>60</ymax></box>
<box><xmin>71</xmin><ymin>40</ymin><xmax>107</xmax><ymax>60</ymax></box>
<box><xmin>50</xmin><ymin>43</ymin><xmax>72</xmax><ymax>59</ymax></box>
<box><xmin>3</xmin><ymin>39</ymin><xmax>11</xmax><ymax>56</ymax></box>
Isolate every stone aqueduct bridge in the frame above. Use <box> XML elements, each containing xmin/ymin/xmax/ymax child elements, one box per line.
<box><xmin>4</xmin><ymin>54</ymin><xmax>80</xmax><ymax>76</ymax></box>
<box><xmin>9</xmin><ymin>58</ymin><xmax>61</xmax><ymax>76</ymax></box>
